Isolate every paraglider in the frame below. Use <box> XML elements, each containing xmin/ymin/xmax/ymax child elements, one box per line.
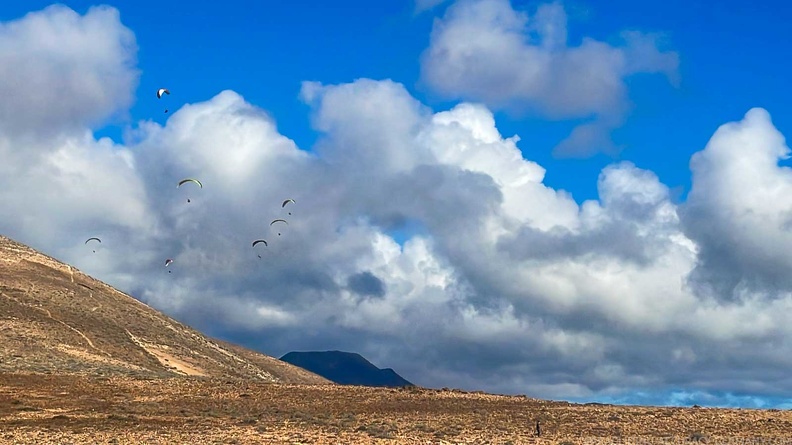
<box><xmin>270</xmin><ymin>219</ymin><xmax>288</xmax><ymax>236</ymax></box>
<box><xmin>85</xmin><ymin>237</ymin><xmax>101</xmax><ymax>253</ymax></box>
<box><xmin>177</xmin><ymin>178</ymin><xmax>202</xmax><ymax>188</ymax></box>
<box><xmin>282</xmin><ymin>199</ymin><xmax>295</xmax><ymax>215</ymax></box>
<box><xmin>165</xmin><ymin>258</ymin><xmax>174</xmax><ymax>273</ymax></box>
<box><xmin>252</xmin><ymin>239</ymin><xmax>267</xmax><ymax>259</ymax></box>
<box><xmin>157</xmin><ymin>88</ymin><xmax>170</xmax><ymax>113</ymax></box>
<box><xmin>177</xmin><ymin>178</ymin><xmax>202</xmax><ymax>203</ymax></box>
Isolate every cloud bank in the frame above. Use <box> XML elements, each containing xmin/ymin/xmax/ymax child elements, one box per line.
<box><xmin>1</xmin><ymin>3</ymin><xmax>790</xmax><ymax>408</ymax></box>
<box><xmin>420</xmin><ymin>0</ymin><xmax>679</xmax><ymax>157</ymax></box>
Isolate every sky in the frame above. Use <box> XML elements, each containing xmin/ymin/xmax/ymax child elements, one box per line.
<box><xmin>1</xmin><ymin>0</ymin><xmax>791</xmax><ymax>409</ymax></box>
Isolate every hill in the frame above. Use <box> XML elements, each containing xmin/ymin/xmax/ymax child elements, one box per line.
<box><xmin>280</xmin><ymin>350</ymin><xmax>413</xmax><ymax>387</ymax></box>
<box><xmin>0</xmin><ymin>234</ymin><xmax>331</xmax><ymax>384</ymax></box>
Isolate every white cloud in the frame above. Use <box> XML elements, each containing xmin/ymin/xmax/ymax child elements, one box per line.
<box><xmin>682</xmin><ymin>108</ymin><xmax>792</xmax><ymax>301</ymax></box>
<box><xmin>420</xmin><ymin>0</ymin><xmax>679</xmax><ymax>157</ymax></box>
<box><xmin>2</xmin><ymin>4</ymin><xmax>792</xmax><ymax>408</ymax></box>
<box><xmin>0</xmin><ymin>5</ymin><xmax>138</xmax><ymax>137</ymax></box>
<box><xmin>0</xmin><ymin>4</ymin><xmax>144</xmax><ymax>247</ymax></box>
<box><xmin>422</xmin><ymin>102</ymin><xmax>579</xmax><ymax>230</ymax></box>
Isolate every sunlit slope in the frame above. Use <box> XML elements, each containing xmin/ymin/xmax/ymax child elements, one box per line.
<box><xmin>0</xmin><ymin>234</ymin><xmax>331</xmax><ymax>384</ymax></box>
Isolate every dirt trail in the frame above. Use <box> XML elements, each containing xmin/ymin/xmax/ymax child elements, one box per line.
<box><xmin>43</xmin><ymin>308</ymin><xmax>98</xmax><ymax>351</ymax></box>
<box><xmin>1</xmin><ymin>290</ymin><xmax>103</xmax><ymax>354</ymax></box>
<box><xmin>125</xmin><ymin>329</ymin><xmax>207</xmax><ymax>377</ymax></box>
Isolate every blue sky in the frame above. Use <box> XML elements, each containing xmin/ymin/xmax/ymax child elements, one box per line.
<box><xmin>2</xmin><ymin>0</ymin><xmax>792</xmax><ymax>409</ymax></box>
<box><xmin>5</xmin><ymin>0</ymin><xmax>790</xmax><ymax>203</ymax></box>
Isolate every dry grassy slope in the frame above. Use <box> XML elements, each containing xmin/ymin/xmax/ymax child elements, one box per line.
<box><xmin>0</xmin><ymin>235</ymin><xmax>331</xmax><ymax>384</ymax></box>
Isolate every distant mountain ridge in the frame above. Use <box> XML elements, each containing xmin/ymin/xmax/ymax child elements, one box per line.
<box><xmin>280</xmin><ymin>350</ymin><xmax>413</xmax><ymax>387</ymax></box>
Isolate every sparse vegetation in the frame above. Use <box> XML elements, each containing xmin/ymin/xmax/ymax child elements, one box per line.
<box><xmin>688</xmin><ymin>431</ymin><xmax>709</xmax><ymax>442</ymax></box>
<box><xmin>0</xmin><ymin>373</ymin><xmax>789</xmax><ymax>443</ymax></box>
<box><xmin>412</xmin><ymin>422</ymin><xmax>433</xmax><ymax>432</ymax></box>
<box><xmin>432</xmin><ymin>423</ymin><xmax>463</xmax><ymax>438</ymax></box>
<box><xmin>15</xmin><ymin>405</ymin><xmax>41</xmax><ymax>412</ymax></box>
<box><xmin>357</xmin><ymin>421</ymin><xmax>396</xmax><ymax>438</ymax></box>
<box><xmin>238</xmin><ymin>417</ymin><xmax>257</xmax><ymax>425</ymax></box>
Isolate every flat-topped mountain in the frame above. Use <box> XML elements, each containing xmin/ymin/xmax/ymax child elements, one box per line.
<box><xmin>0</xmin><ymin>234</ymin><xmax>331</xmax><ymax>384</ymax></box>
<box><xmin>280</xmin><ymin>350</ymin><xmax>413</xmax><ymax>387</ymax></box>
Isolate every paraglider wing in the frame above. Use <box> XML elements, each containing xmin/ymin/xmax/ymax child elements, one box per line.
<box><xmin>157</xmin><ymin>88</ymin><xmax>170</xmax><ymax>99</ymax></box>
<box><xmin>177</xmin><ymin>178</ymin><xmax>203</xmax><ymax>188</ymax></box>
<box><xmin>84</xmin><ymin>237</ymin><xmax>101</xmax><ymax>244</ymax></box>
<box><xmin>164</xmin><ymin>259</ymin><xmax>174</xmax><ymax>267</ymax></box>
<box><xmin>270</xmin><ymin>219</ymin><xmax>288</xmax><ymax>236</ymax></box>
<box><xmin>252</xmin><ymin>239</ymin><xmax>268</xmax><ymax>247</ymax></box>
<box><xmin>282</xmin><ymin>199</ymin><xmax>296</xmax><ymax>215</ymax></box>
<box><xmin>177</xmin><ymin>178</ymin><xmax>201</xmax><ymax>203</ymax></box>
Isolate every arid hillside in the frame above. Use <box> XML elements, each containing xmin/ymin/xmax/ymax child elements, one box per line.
<box><xmin>0</xmin><ymin>234</ymin><xmax>330</xmax><ymax>384</ymax></box>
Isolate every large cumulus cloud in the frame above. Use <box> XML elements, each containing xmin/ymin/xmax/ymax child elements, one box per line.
<box><xmin>0</xmin><ymin>5</ymin><xmax>138</xmax><ymax>136</ymax></box>
<box><xmin>682</xmin><ymin>108</ymin><xmax>792</xmax><ymax>301</ymax></box>
<box><xmin>1</xmin><ymin>4</ymin><xmax>791</xmax><ymax>409</ymax></box>
<box><xmin>420</xmin><ymin>0</ymin><xmax>679</xmax><ymax>157</ymax></box>
<box><xmin>0</xmin><ymin>4</ymin><xmax>146</xmax><ymax>249</ymax></box>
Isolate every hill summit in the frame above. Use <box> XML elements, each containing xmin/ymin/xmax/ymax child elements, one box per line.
<box><xmin>0</xmin><ymin>234</ymin><xmax>330</xmax><ymax>384</ymax></box>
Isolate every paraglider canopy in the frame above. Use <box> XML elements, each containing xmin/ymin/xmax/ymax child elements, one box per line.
<box><xmin>253</xmin><ymin>239</ymin><xmax>268</xmax><ymax>258</ymax></box>
<box><xmin>165</xmin><ymin>258</ymin><xmax>174</xmax><ymax>267</ymax></box>
<box><xmin>157</xmin><ymin>88</ymin><xmax>170</xmax><ymax>99</ymax></box>
<box><xmin>85</xmin><ymin>237</ymin><xmax>101</xmax><ymax>253</ymax></box>
<box><xmin>177</xmin><ymin>178</ymin><xmax>203</xmax><ymax>188</ymax></box>
<box><xmin>270</xmin><ymin>219</ymin><xmax>287</xmax><ymax>236</ymax></box>
<box><xmin>282</xmin><ymin>199</ymin><xmax>296</xmax><ymax>215</ymax></box>
<box><xmin>177</xmin><ymin>178</ymin><xmax>202</xmax><ymax>203</ymax></box>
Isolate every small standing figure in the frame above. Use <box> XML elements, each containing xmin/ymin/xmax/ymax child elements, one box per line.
<box><xmin>535</xmin><ymin>419</ymin><xmax>541</xmax><ymax>437</ymax></box>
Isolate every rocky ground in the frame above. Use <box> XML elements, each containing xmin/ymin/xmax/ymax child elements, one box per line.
<box><xmin>1</xmin><ymin>373</ymin><xmax>790</xmax><ymax>444</ymax></box>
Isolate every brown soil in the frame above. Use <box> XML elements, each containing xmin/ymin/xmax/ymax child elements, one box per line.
<box><xmin>0</xmin><ymin>373</ymin><xmax>790</xmax><ymax>444</ymax></box>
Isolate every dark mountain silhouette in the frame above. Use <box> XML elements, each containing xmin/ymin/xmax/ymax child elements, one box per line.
<box><xmin>280</xmin><ymin>350</ymin><xmax>413</xmax><ymax>387</ymax></box>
